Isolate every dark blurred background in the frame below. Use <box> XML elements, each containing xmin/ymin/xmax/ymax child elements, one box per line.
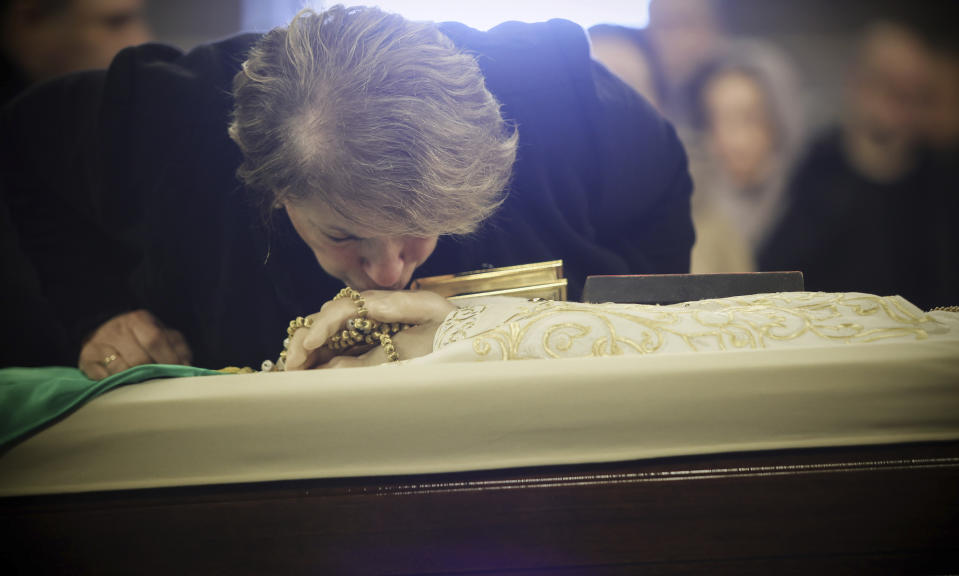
<box><xmin>3</xmin><ymin>0</ymin><xmax>957</xmax><ymax>312</ymax></box>
<box><xmin>141</xmin><ymin>0</ymin><xmax>955</xmax><ymax>135</ymax></box>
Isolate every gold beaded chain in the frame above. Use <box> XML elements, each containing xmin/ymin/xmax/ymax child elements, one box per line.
<box><xmin>276</xmin><ymin>315</ymin><xmax>314</xmax><ymax>368</ymax></box>
<box><xmin>270</xmin><ymin>287</ymin><xmax>409</xmax><ymax>370</ymax></box>
<box><xmin>327</xmin><ymin>287</ymin><xmax>410</xmax><ymax>362</ymax></box>
<box><xmin>229</xmin><ymin>300</ymin><xmax>959</xmax><ymax>374</ymax></box>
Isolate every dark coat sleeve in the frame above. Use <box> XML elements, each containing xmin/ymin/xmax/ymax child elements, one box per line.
<box><xmin>0</xmin><ymin>186</ymin><xmax>72</xmax><ymax>366</ymax></box>
<box><xmin>0</xmin><ymin>36</ymin><xmax>259</xmax><ymax>365</ymax></box>
<box><xmin>0</xmin><ymin>71</ymin><xmax>140</xmax><ymax>364</ymax></box>
<box><xmin>590</xmin><ymin>61</ymin><xmax>695</xmax><ymax>275</ymax></box>
<box><xmin>434</xmin><ymin>19</ymin><xmax>694</xmax><ymax>299</ymax></box>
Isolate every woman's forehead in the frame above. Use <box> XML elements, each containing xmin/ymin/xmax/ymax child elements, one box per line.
<box><xmin>287</xmin><ymin>199</ymin><xmax>361</xmax><ymax>235</ymax></box>
<box><xmin>286</xmin><ymin>196</ymin><xmax>442</xmax><ymax>238</ymax></box>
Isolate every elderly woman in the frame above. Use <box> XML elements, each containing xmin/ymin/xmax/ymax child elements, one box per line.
<box><xmin>1</xmin><ymin>6</ymin><xmax>694</xmax><ymax>377</ymax></box>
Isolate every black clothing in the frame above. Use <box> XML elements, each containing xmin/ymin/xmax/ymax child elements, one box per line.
<box><xmin>0</xmin><ymin>51</ymin><xmax>30</xmax><ymax>108</ymax></box>
<box><xmin>760</xmin><ymin>129</ymin><xmax>958</xmax><ymax>310</ymax></box>
<box><xmin>1</xmin><ymin>71</ymin><xmax>112</xmax><ymax>366</ymax></box>
<box><xmin>0</xmin><ymin>187</ymin><xmax>73</xmax><ymax>366</ymax></box>
<box><xmin>2</xmin><ymin>20</ymin><xmax>694</xmax><ymax>369</ymax></box>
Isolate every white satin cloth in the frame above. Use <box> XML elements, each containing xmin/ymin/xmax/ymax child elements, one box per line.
<box><xmin>1</xmin><ymin>292</ymin><xmax>957</xmax><ymax>496</ymax></box>
<box><xmin>425</xmin><ymin>292</ymin><xmax>953</xmax><ymax>361</ymax></box>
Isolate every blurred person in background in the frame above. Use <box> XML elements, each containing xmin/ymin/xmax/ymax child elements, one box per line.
<box><xmin>645</xmin><ymin>0</ymin><xmax>724</xmax><ymax>128</ymax></box>
<box><xmin>923</xmin><ymin>41</ymin><xmax>959</xmax><ymax>154</ymax></box>
<box><xmin>1</xmin><ymin>0</ymin><xmax>150</xmax><ymax>366</ymax></box>
<box><xmin>0</xmin><ymin>0</ymin><xmax>150</xmax><ymax>105</ymax></box>
<box><xmin>921</xmin><ymin>38</ymin><xmax>959</xmax><ymax>308</ymax></box>
<box><xmin>760</xmin><ymin>21</ymin><xmax>957</xmax><ymax>310</ymax></box>
<box><xmin>687</xmin><ymin>41</ymin><xmax>805</xmax><ymax>273</ymax></box>
<box><xmin>588</xmin><ymin>24</ymin><xmax>665</xmax><ymax>111</ymax></box>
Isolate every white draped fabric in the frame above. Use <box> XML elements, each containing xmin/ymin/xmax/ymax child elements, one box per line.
<box><xmin>427</xmin><ymin>292</ymin><xmax>951</xmax><ymax>361</ymax></box>
<box><xmin>1</xmin><ymin>292</ymin><xmax>957</xmax><ymax>496</ymax></box>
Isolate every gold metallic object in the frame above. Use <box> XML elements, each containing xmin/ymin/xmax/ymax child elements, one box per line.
<box><xmin>102</xmin><ymin>353</ymin><xmax>118</xmax><ymax>368</ymax></box>
<box><xmin>286</xmin><ymin>316</ymin><xmax>314</xmax><ymax>338</ymax></box>
<box><xmin>275</xmin><ymin>286</ymin><xmax>409</xmax><ymax>369</ymax></box>
<box><xmin>379</xmin><ymin>332</ymin><xmax>399</xmax><ymax>362</ymax></box>
<box><xmin>411</xmin><ymin>260</ymin><xmax>567</xmax><ymax>301</ymax></box>
<box><xmin>333</xmin><ymin>286</ymin><xmax>368</xmax><ymax>317</ymax></box>
<box><xmin>217</xmin><ymin>366</ymin><xmax>255</xmax><ymax>374</ymax></box>
<box><xmin>328</xmin><ymin>318</ymin><xmax>409</xmax><ymax>354</ymax></box>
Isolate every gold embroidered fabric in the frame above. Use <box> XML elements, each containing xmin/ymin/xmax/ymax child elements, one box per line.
<box><xmin>429</xmin><ymin>292</ymin><xmax>957</xmax><ymax>362</ymax></box>
<box><xmin>3</xmin><ymin>291</ymin><xmax>957</xmax><ymax>496</ymax></box>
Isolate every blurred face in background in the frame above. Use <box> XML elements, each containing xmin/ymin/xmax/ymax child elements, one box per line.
<box><xmin>590</xmin><ymin>34</ymin><xmax>660</xmax><ymax>110</ymax></box>
<box><xmin>922</xmin><ymin>50</ymin><xmax>959</xmax><ymax>150</ymax></box>
<box><xmin>6</xmin><ymin>0</ymin><xmax>151</xmax><ymax>82</ymax></box>
<box><xmin>647</xmin><ymin>0</ymin><xmax>721</xmax><ymax>94</ymax></box>
<box><xmin>704</xmin><ymin>70</ymin><xmax>776</xmax><ymax>188</ymax></box>
<box><xmin>847</xmin><ymin>23</ymin><xmax>931</xmax><ymax>155</ymax></box>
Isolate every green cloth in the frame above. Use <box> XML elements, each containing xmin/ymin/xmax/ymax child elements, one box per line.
<box><xmin>0</xmin><ymin>364</ymin><xmax>217</xmax><ymax>451</ymax></box>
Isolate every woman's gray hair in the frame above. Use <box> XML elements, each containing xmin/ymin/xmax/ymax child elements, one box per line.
<box><xmin>228</xmin><ymin>5</ymin><xmax>519</xmax><ymax>236</ymax></box>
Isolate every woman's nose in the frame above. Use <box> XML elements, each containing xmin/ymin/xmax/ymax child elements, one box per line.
<box><xmin>362</xmin><ymin>238</ymin><xmax>405</xmax><ymax>288</ymax></box>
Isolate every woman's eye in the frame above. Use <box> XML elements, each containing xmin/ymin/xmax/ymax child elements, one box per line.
<box><xmin>326</xmin><ymin>234</ymin><xmax>358</xmax><ymax>244</ymax></box>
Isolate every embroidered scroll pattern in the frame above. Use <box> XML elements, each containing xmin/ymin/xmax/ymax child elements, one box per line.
<box><xmin>434</xmin><ymin>304</ymin><xmax>487</xmax><ymax>348</ymax></box>
<box><xmin>434</xmin><ymin>292</ymin><xmax>945</xmax><ymax>361</ymax></box>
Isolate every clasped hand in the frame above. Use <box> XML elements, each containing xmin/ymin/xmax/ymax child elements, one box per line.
<box><xmin>79</xmin><ymin>309</ymin><xmax>193</xmax><ymax>380</ymax></box>
<box><xmin>284</xmin><ymin>290</ymin><xmax>455</xmax><ymax>370</ymax></box>
<box><xmin>77</xmin><ymin>291</ymin><xmax>454</xmax><ymax>379</ymax></box>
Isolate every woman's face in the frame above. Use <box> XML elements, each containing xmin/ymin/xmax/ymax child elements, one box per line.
<box><xmin>284</xmin><ymin>200</ymin><xmax>438</xmax><ymax>292</ymax></box>
<box><xmin>704</xmin><ymin>70</ymin><xmax>776</xmax><ymax>187</ymax></box>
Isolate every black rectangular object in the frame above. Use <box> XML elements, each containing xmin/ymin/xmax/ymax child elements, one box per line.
<box><xmin>582</xmin><ymin>271</ymin><xmax>804</xmax><ymax>305</ymax></box>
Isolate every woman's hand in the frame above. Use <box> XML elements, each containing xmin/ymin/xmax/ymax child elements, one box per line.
<box><xmin>284</xmin><ymin>290</ymin><xmax>455</xmax><ymax>370</ymax></box>
<box><xmin>79</xmin><ymin>310</ymin><xmax>193</xmax><ymax>380</ymax></box>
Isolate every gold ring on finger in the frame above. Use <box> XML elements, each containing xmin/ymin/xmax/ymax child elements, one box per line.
<box><xmin>103</xmin><ymin>353</ymin><xmax>119</xmax><ymax>367</ymax></box>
